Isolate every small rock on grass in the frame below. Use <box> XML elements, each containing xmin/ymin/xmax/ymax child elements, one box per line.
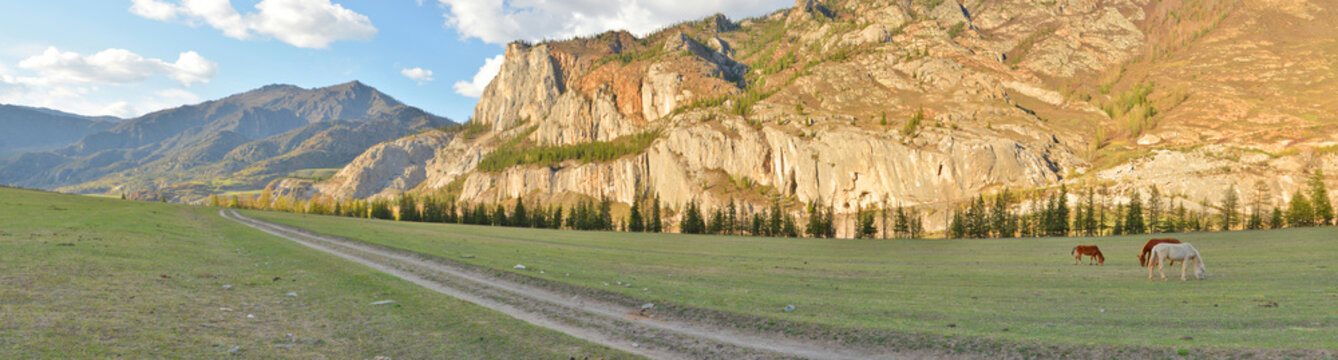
<box><xmin>513</xmin><ymin>264</ymin><xmax>526</xmax><ymax>270</ymax></box>
<box><xmin>460</xmin><ymin>254</ymin><xmax>475</xmax><ymax>259</ymax></box>
<box><xmin>640</xmin><ymin>303</ymin><xmax>654</xmax><ymax>310</ymax></box>
<box><xmin>222</xmin><ymin>285</ymin><xmax>233</xmax><ymax>290</ymax></box>
<box><xmin>285</xmin><ymin>292</ymin><xmax>298</xmax><ymax>297</ymax></box>
<box><xmin>227</xmin><ymin>346</ymin><xmax>242</xmax><ymax>353</ymax></box>
<box><xmin>370</xmin><ymin>300</ymin><xmax>396</xmax><ymax>305</ymax></box>
<box><xmin>783</xmin><ymin>305</ymin><xmax>796</xmax><ymax>312</ymax></box>
<box><xmin>275</xmin><ymin>344</ymin><xmax>295</xmax><ymax>349</ymax></box>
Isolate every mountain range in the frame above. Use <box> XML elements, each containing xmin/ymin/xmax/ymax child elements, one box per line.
<box><xmin>5</xmin><ymin>0</ymin><xmax>1337</xmax><ymax>234</ymax></box>
<box><xmin>0</xmin><ymin>105</ymin><xmax>121</xmax><ymax>158</ymax></box>
<box><xmin>0</xmin><ymin>81</ymin><xmax>454</xmax><ymax>201</ymax></box>
<box><xmin>267</xmin><ymin>0</ymin><xmax>1338</xmax><ymax>234</ymax></box>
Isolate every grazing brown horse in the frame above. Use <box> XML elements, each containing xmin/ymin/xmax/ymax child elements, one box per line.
<box><xmin>1139</xmin><ymin>238</ymin><xmax>1182</xmax><ymax>267</ymax></box>
<box><xmin>1071</xmin><ymin>245</ymin><xmax>1105</xmax><ymax>265</ymax></box>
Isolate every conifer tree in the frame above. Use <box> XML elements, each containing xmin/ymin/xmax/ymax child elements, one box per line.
<box><xmin>1269</xmin><ymin>207</ymin><xmax>1284</xmax><ymax>229</ymax></box>
<box><xmin>707</xmin><ymin>207</ymin><xmax>725</xmax><ymax>234</ymax></box>
<box><xmin>680</xmin><ymin>201</ymin><xmax>705</xmax><ymax>234</ymax></box>
<box><xmin>1125</xmin><ymin>191</ymin><xmax>1145</xmax><ymax>234</ymax></box>
<box><xmin>628</xmin><ymin>198</ymin><xmax>644</xmax><ymax>232</ymax></box>
<box><xmin>1287</xmin><ymin>192</ymin><xmax>1314</xmax><ymax>227</ymax></box>
<box><xmin>1309</xmin><ymin>170</ymin><xmax>1332</xmax><ymax>226</ymax></box>
<box><xmin>512</xmin><ymin>196</ymin><xmax>528</xmax><ymax>227</ymax></box>
<box><xmin>493</xmin><ymin>204</ymin><xmax>508</xmax><ymax>226</ymax></box>
<box><xmin>726</xmin><ymin>200</ymin><xmax>738</xmax><ymax>235</ymax></box>
<box><xmin>650</xmin><ymin>196</ymin><xmax>662</xmax><ymax>232</ymax></box>
<box><xmin>1147</xmin><ymin>186</ymin><xmax>1163</xmax><ymax>233</ymax></box>
<box><xmin>1220</xmin><ymin>185</ymin><xmax>1239</xmax><ymax>231</ymax></box>
<box><xmin>598</xmin><ymin>196</ymin><xmax>613</xmax><ymax>230</ymax></box>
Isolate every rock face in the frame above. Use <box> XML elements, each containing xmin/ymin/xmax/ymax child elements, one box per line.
<box><xmin>288</xmin><ymin>0</ymin><xmax>1338</xmax><ymax>232</ymax></box>
<box><xmin>474</xmin><ymin>43</ymin><xmax>564</xmax><ymax>133</ymax></box>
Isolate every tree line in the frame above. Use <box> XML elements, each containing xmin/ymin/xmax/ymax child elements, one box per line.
<box><xmin>944</xmin><ymin>171</ymin><xmax>1333</xmax><ymax>238</ymax></box>
<box><xmin>210</xmin><ymin>170</ymin><xmax>1332</xmax><ymax>239</ymax></box>
<box><xmin>216</xmin><ymin>190</ymin><xmax>928</xmax><ymax>239</ymax></box>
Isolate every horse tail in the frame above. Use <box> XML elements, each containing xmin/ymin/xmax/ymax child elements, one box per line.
<box><xmin>1070</xmin><ymin>246</ymin><xmax>1076</xmax><ymax>256</ymax></box>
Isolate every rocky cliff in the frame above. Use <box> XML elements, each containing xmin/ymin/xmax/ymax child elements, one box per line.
<box><xmin>285</xmin><ymin>0</ymin><xmax>1338</xmax><ymax>233</ymax></box>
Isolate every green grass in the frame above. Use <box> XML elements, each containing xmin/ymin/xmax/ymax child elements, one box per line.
<box><xmin>0</xmin><ymin>188</ymin><xmax>629</xmax><ymax>359</ymax></box>
<box><xmin>250</xmin><ymin>210</ymin><xmax>1338</xmax><ymax>352</ymax></box>
<box><xmin>286</xmin><ymin>168</ymin><xmax>340</xmax><ymax>182</ymax></box>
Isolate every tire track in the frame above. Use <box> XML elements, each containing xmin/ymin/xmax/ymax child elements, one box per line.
<box><xmin>222</xmin><ymin>209</ymin><xmax>907</xmax><ymax>360</ymax></box>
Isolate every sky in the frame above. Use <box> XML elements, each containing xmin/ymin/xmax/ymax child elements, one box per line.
<box><xmin>0</xmin><ymin>0</ymin><xmax>791</xmax><ymax>122</ymax></box>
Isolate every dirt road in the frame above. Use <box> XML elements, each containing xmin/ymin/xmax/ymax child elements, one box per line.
<box><xmin>221</xmin><ymin>209</ymin><xmax>921</xmax><ymax>360</ymax></box>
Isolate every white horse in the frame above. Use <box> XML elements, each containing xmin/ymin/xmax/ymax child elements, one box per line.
<box><xmin>1148</xmin><ymin>242</ymin><xmax>1207</xmax><ymax>281</ymax></box>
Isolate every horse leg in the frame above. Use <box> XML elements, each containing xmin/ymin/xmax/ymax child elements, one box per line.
<box><xmin>1180</xmin><ymin>258</ymin><xmax>1189</xmax><ymax>281</ymax></box>
<box><xmin>1159</xmin><ymin>259</ymin><xmax>1168</xmax><ymax>281</ymax></box>
<box><xmin>1148</xmin><ymin>259</ymin><xmax>1156</xmax><ymax>280</ymax></box>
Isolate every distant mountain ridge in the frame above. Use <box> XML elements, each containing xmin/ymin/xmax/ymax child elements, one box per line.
<box><xmin>0</xmin><ymin>105</ymin><xmax>121</xmax><ymax>156</ymax></box>
<box><xmin>0</xmin><ymin>81</ymin><xmax>455</xmax><ymax>201</ymax></box>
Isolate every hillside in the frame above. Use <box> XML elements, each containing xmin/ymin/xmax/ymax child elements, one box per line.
<box><xmin>0</xmin><ymin>81</ymin><xmax>455</xmax><ymax>201</ymax></box>
<box><xmin>282</xmin><ymin>0</ymin><xmax>1338</xmax><ymax>233</ymax></box>
<box><xmin>0</xmin><ymin>105</ymin><xmax>119</xmax><ymax>157</ymax></box>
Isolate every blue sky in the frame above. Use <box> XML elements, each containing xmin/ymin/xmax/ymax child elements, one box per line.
<box><xmin>0</xmin><ymin>0</ymin><xmax>790</xmax><ymax>122</ymax></box>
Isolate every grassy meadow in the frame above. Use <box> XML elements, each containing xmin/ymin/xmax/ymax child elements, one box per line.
<box><xmin>250</xmin><ymin>209</ymin><xmax>1338</xmax><ymax>353</ymax></box>
<box><xmin>0</xmin><ymin>188</ymin><xmax>627</xmax><ymax>359</ymax></box>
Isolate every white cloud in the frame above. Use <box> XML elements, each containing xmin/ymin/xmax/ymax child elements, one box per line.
<box><xmin>435</xmin><ymin>0</ymin><xmax>792</xmax><ymax>44</ymax></box>
<box><xmin>130</xmin><ymin>0</ymin><xmax>180</xmax><ymax>21</ymax></box>
<box><xmin>0</xmin><ymin>47</ymin><xmax>213</xmax><ymax>118</ymax></box>
<box><xmin>452</xmin><ymin>54</ymin><xmax>503</xmax><ymax>98</ymax></box>
<box><xmin>400</xmin><ymin>67</ymin><xmax>435</xmax><ymax>85</ymax></box>
<box><xmin>12</xmin><ymin>47</ymin><xmax>217</xmax><ymax>87</ymax></box>
<box><xmin>130</xmin><ymin>0</ymin><xmax>377</xmax><ymax>49</ymax></box>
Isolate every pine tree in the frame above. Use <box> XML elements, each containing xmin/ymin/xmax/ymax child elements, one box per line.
<box><xmin>907</xmin><ymin>208</ymin><xmax>924</xmax><ymax>239</ymax></box>
<box><xmin>726</xmin><ymin>200</ymin><xmax>738</xmax><ymax>235</ymax></box>
<box><xmin>650</xmin><ymin>196</ymin><xmax>663</xmax><ymax>232</ymax></box>
<box><xmin>1308</xmin><ymin>170</ymin><xmax>1332</xmax><ymax>226</ymax></box>
<box><xmin>824</xmin><ymin>205</ymin><xmax>837</xmax><ymax>238</ymax></box>
<box><xmin>782</xmin><ymin>213</ymin><xmax>799</xmax><ymax>238</ymax></box>
<box><xmin>1125</xmin><ymin>191</ymin><xmax>1145</xmax><ymax>234</ymax></box>
<box><xmin>1083</xmin><ymin>188</ymin><xmax>1097</xmax><ymax>236</ymax></box>
<box><xmin>949</xmin><ymin>210</ymin><xmax>966</xmax><ymax>239</ymax></box>
<box><xmin>512</xmin><ymin>196</ymin><xmax>529</xmax><ymax>228</ymax></box>
<box><xmin>1056</xmin><ymin>186</ymin><xmax>1070</xmax><ymax>236</ymax></box>
<box><xmin>209</xmin><ymin>194</ymin><xmax>221</xmax><ymax>207</ymax></box>
<box><xmin>493</xmin><ymin>204</ymin><xmax>508</xmax><ymax>226</ymax></box>
<box><xmin>806</xmin><ymin>200</ymin><xmax>824</xmax><ymax>238</ymax></box>
<box><xmin>1269</xmin><ymin>207</ymin><xmax>1284</xmax><ymax>229</ymax></box>
<box><xmin>1147</xmin><ymin>186</ymin><xmax>1163</xmax><ymax>233</ymax></box>
<box><xmin>628</xmin><ymin>198</ymin><xmax>645</xmax><ymax>232</ymax></box>
<box><xmin>1287</xmin><ymin>192</ymin><xmax>1314</xmax><ymax>227</ymax></box>
<box><xmin>1112</xmin><ymin>203</ymin><xmax>1125</xmax><ymax>236</ymax></box>
<box><xmin>598</xmin><ymin>197</ymin><xmax>613</xmax><ymax>230</ymax></box>
<box><xmin>680</xmin><ymin>201</ymin><xmax>705</xmax><ymax>234</ymax></box>
<box><xmin>990</xmin><ymin>190</ymin><xmax>1011</xmax><ymax>238</ymax></box>
<box><xmin>879</xmin><ymin>196</ymin><xmax>890</xmax><ymax>239</ymax></box>
<box><xmin>1220</xmin><ymin>185</ymin><xmax>1239</xmax><ymax>231</ymax></box>
<box><xmin>707</xmin><ymin>207</ymin><xmax>725</xmax><ymax>234</ymax></box>
<box><xmin>768</xmin><ymin>195</ymin><xmax>783</xmax><ymax>236</ymax></box>
<box><xmin>857</xmin><ymin>208</ymin><xmax>877</xmax><ymax>238</ymax></box>
<box><xmin>370</xmin><ymin>200</ymin><xmax>393</xmax><ymax>220</ymax></box>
